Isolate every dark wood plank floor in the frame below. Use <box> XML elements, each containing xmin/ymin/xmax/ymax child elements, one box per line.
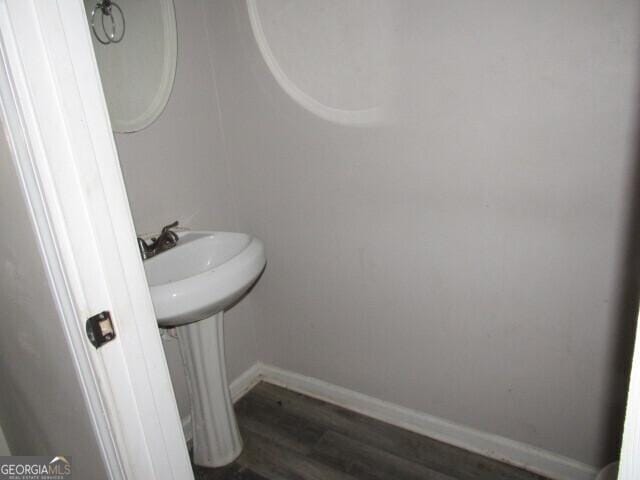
<box><xmin>192</xmin><ymin>382</ymin><xmax>550</xmax><ymax>480</ymax></box>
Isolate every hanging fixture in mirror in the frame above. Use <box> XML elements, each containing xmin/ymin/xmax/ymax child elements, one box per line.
<box><xmin>90</xmin><ymin>0</ymin><xmax>125</xmax><ymax>45</ymax></box>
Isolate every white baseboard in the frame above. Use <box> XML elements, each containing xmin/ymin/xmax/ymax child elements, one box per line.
<box><xmin>183</xmin><ymin>362</ymin><xmax>598</xmax><ymax>480</ymax></box>
<box><xmin>259</xmin><ymin>363</ymin><xmax>598</xmax><ymax>480</ymax></box>
<box><xmin>230</xmin><ymin>362</ymin><xmax>264</xmax><ymax>402</ymax></box>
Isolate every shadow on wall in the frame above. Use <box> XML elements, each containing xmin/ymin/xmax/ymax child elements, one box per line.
<box><xmin>604</xmin><ymin>58</ymin><xmax>640</xmax><ymax>463</ymax></box>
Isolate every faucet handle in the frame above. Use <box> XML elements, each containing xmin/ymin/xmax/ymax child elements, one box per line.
<box><xmin>158</xmin><ymin>220</ymin><xmax>179</xmax><ymax>245</ymax></box>
<box><xmin>161</xmin><ymin>220</ymin><xmax>179</xmax><ymax>234</ymax></box>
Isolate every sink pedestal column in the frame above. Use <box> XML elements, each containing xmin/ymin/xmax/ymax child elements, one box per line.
<box><xmin>177</xmin><ymin>312</ymin><xmax>242</xmax><ymax>467</ymax></box>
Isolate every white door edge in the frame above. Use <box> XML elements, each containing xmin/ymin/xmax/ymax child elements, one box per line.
<box><xmin>619</xmin><ymin>313</ymin><xmax>640</xmax><ymax>478</ymax></box>
<box><xmin>0</xmin><ymin>1</ymin><xmax>193</xmax><ymax>479</ymax></box>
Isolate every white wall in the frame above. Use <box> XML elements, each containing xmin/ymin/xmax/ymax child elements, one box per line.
<box><xmin>112</xmin><ymin>0</ymin><xmax>260</xmax><ymax>421</ymax></box>
<box><xmin>202</xmin><ymin>0</ymin><xmax>640</xmax><ymax>468</ymax></box>
<box><xmin>109</xmin><ymin>0</ymin><xmax>640</xmax><ymax>469</ymax></box>
<box><xmin>0</xmin><ymin>121</ymin><xmax>108</xmax><ymax>477</ymax></box>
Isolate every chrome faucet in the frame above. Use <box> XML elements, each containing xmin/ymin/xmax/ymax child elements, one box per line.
<box><xmin>137</xmin><ymin>221</ymin><xmax>180</xmax><ymax>260</ymax></box>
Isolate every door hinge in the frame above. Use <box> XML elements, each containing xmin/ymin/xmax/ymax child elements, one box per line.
<box><xmin>86</xmin><ymin>311</ymin><xmax>116</xmax><ymax>348</ymax></box>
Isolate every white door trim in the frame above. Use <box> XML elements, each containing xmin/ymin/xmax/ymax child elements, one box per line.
<box><xmin>0</xmin><ymin>1</ymin><xmax>192</xmax><ymax>478</ymax></box>
<box><xmin>619</xmin><ymin>313</ymin><xmax>640</xmax><ymax>478</ymax></box>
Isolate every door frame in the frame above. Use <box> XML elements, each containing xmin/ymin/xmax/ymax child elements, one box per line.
<box><xmin>0</xmin><ymin>1</ymin><xmax>193</xmax><ymax>478</ymax></box>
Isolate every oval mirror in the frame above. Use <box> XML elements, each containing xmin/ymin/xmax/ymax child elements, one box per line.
<box><xmin>84</xmin><ymin>0</ymin><xmax>177</xmax><ymax>133</ymax></box>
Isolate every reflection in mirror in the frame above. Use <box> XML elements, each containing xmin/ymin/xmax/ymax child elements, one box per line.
<box><xmin>84</xmin><ymin>0</ymin><xmax>177</xmax><ymax>133</ymax></box>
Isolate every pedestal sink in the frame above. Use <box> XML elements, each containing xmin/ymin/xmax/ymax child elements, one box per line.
<box><xmin>143</xmin><ymin>231</ymin><xmax>265</xmax><ymax>467</ymax></box>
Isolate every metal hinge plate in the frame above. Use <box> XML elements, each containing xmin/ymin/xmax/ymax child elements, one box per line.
<box><xmin>86</xmin><ymin>311</ymin><xmax>116</xmax><ymax>348</ymax></box>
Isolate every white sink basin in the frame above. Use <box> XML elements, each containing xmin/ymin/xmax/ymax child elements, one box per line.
<box><xmin>144</xmin><ymin>231</ymin><xmax>265</xmax><ymax>327</ymax></box>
